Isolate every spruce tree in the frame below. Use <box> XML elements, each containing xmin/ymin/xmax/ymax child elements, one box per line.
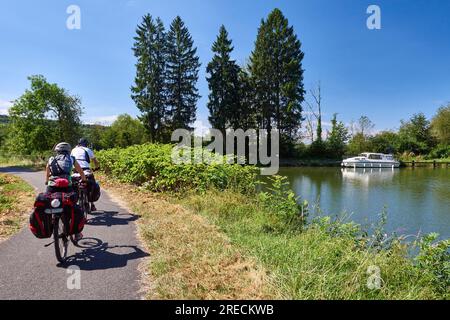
<box><xmin>249</xmin><ymin>8</ymin><xmax>305</xmax><ymax>147</ymax></box>
<box><xmin>166</xmin><ymin>16</ymin><xmax>200</xmax><ymax>130</ymax></box>
<box><xmin>131</xmin><ymin>15</ymin><xmax>167</xmax><ymax>142</ymax></box>
<box><xmin>206</xmin><ymin>25</ymin><xmax>241</xmax><ymax>131</ymax></box>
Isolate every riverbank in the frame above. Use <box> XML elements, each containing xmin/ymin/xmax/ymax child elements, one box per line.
<box><xmin>96</xmin><ymin>144</ymin><xmax>450</xmax><ymax>299</ymax></box>
<box><xmin>0</xmin><ymin>173</ymin><xmax>35</xmax><ymax>241</ymax></box>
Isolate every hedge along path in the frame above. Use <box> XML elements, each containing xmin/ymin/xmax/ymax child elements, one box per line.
<box><xmin>98</xmin><ymin>174</ymin><xmax>276</xmax><ymax>300</ymax></box>
<box><xmin>0</xmin><ymin>173</ymin><xmax>35</xmax><ymax>242</ymax></box>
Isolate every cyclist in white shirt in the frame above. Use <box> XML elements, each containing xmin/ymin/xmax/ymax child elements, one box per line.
<box><xmin>71</xmin><ymin>138</ymin><xmax>100</xmax><ymax>211</ymax></box>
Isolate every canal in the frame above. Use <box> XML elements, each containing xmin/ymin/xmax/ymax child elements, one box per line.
<box><xmin>278</xmin><ymin>167</ymin><xmax>450</xmax><ymax>239</ymax></box>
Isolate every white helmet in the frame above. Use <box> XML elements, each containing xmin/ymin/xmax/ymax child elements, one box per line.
<box><xmin>54</xmin><ymin>142</ymin><xmax>72</xmax><ymax>154</ymax></box>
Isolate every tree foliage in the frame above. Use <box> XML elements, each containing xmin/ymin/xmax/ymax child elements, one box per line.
<box><xmin>166</xmin><ymin>16</ymin><xmax>201</xmax><ymax>131</ymax></box>
<box><xmin>131</xmin><ymin>15</ymin><xmax>167</xmax><ymax>142</ymax></box>
<box><xmin>206</xmin><ymin>25</ymin><xmax>241</xmax><ymax>131</ymax></box>
<box><xmin>431</xmin><ymin>104</ymin><xmax>450</xmax><ymax>145</ymax></box>
<box><xmin>249</xmin><ymin>8</ymin><xmax>305</xmax><ymax>143</ymax></box>
<box><xmin>6</xmin><ymin>75</ymin><xmax>82</xmax><ymax>155</ymax></box>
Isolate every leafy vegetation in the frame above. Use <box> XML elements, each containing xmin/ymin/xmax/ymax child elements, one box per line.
<box><xmin>180</xmin><ymin>176</ymin><xmax>449</xmax><ymax>299</ymax></box>
<box><xmin>96</xmin><ymin>143</ymin><xmax>258</xmax><ymax>193</ymax></box>
<box><xmin>97</xmin><ymin>143</ymin><xmax>449</xmax><ymax>299</ymax></box>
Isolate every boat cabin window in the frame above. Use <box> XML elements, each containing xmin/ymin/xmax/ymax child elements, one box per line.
<box><xmin>368</xmin><ymin>154</ymin><xmax>382</xmax><ymax>160</ymax></box>
<box><xmin>386</xmin><ymin>155</ymin><xmax>393</xmax><ymax>160</ymax></box>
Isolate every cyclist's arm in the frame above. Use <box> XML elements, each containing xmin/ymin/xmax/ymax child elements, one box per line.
<box><xmin>74</xmin><ymin>160</ymin><xmax>87</xmax><ymax>182</ymax></box>
<box><xmin>45</xmin><ymin>164</ymin><xmax>50</xmax><ymax>185</ymax></box>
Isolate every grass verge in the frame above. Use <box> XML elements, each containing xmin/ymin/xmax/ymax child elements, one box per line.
<box><xmin>98</xmin><ymin>174</ymin><xmax>276</xmax><ymax>300</ymax></box>
<box><xmin>0</xmin><ymin>173</ymin><xmax>35</xmax><ymax>241</ymax></box>
<box><xmin>179</xmin><ymin>190</ymin><xmax>448</xmax><ymax>299</ymax></box>
<box><xmin>99</xmin><ymin>174</ymin><xmax>448</xmax><ymax>300</ymax></box>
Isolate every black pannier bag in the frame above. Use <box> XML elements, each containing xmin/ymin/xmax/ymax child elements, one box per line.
<box><xmin>29</xmin><ymin>193</ymin><xmax>53</xmax><ymax>239</ymax></box>
<box><xmin>89</xmin><ymin>182</ymin><xmax>101</xmax><ymax>202</ymax></box>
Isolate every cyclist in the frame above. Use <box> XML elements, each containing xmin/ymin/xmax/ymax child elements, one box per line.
<box><xmin>46</xmin><ymin>142</ymin><xmax>87</xmax><ymax>241</ymax></box>
<box><xmin>71</xmin><ymin>138</ymin><xmax>100</xmax><ymax>212</ymax></box>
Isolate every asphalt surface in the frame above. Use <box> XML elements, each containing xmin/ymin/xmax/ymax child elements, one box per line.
<box><xmin>0</xmin><ymin>167</ymin><xmax>148</xmax><ymax>300</ymax></box>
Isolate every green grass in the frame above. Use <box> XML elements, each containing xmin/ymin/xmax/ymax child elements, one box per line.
<box><xmin>179</xmin><ymin>190</ymin><xmax>448</xmax><ymax>299</ymax></box>
<box><xmin>0</xmin><ymin>155</ymin><xmax>46</xmax><ymax>169</ymax></box>
<box><xmin>0</xmin><ymin>174</ymin><xmax>35</xmax><ymax>239</ymax></box>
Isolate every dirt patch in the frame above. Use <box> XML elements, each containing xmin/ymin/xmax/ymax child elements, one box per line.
<box><xmin>98</xmin><ymin>174</ymin><xmax>276</xmax><ymax>300</ymax></box>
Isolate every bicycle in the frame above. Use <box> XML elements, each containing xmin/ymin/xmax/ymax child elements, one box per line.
<box><xmin>44</xmin><ymin>194</ymin><xmax>78</xmax><ymax>263</ymax></box>
<box><xmin>72</xmin><ymin>173</ymin><xmax>92</xmax><ymax>220</ymax></box>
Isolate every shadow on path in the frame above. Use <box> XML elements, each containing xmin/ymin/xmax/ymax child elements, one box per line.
<box><xmin>87</xmin><ymin>210</ymin><xmax>139</xmax><ymax>227</ymax></box>
<box><xmin>61</xmin><ymin>237</ymin><xmax>149</xmax><ymax>271</ymax></box>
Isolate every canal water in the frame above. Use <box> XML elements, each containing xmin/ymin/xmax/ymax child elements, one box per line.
<box><xmin>277</xmin><ymin>167</ymin><xmax>450</xmax><ymax>239</ymax></box>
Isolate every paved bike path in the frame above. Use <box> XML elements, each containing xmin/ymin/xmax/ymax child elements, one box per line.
<box><xmin>0</xmin><ymin>168</ymin><xmax>148</xmax><ymax>300</ymax></box>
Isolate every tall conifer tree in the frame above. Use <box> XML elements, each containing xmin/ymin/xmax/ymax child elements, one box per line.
<box><xmin>166</xmin><ymin>16</ymin><xmax>201</xmax><ymax>130</ymax></box>
<box><xmin>131</xmin><ymin>15</ymin><xmax>167</xmax><ymax>142</ymax></box>
<box><xmin>249</xmin><ymin>8</ymin><xmax>305</xmax><ymax>144</ymax></box>
<box><xmin>206</xmin><ymin>25</ymin><xmax>241</xmax><ymax>131</ymax></box>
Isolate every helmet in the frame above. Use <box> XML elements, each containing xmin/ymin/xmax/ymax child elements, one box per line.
<box><xmin>78</xmin><ymin>138</ymin><xmax>89</xmax><ymax>147</ymax></box>
<box><xmin>54</xmin><ymin>142</ymin><xmax>72</xmax><ymax>154</ymax></box>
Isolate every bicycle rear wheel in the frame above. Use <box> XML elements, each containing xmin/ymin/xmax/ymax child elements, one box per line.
<box><xmin>80</xmin><ymin>190</ymin><xmax>90</xmax><ymax>219</ymax></box>
<box><xmin>53</xmin><ymin>217</ymin><xmax>68</xmax><ymax>263</ymax></box>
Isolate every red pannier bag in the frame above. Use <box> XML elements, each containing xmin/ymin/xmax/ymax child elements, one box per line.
<box><xmin>29</xmin><ymin>193</ymin><xmax>53</xmax><ymax>239</ymax></box>
<box><xmin>62</xmin><ymin>203</ymin><xmax>86</xmax><ymax>235</ymax></box>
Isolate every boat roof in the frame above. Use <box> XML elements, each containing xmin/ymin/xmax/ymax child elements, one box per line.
<box><xmin>359</xmin><ymin>152</ymin><xmax>393</xmax><ymax>156</ymax></box>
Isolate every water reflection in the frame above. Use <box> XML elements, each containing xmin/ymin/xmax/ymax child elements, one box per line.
<box><xmin>276</xmin><ymin>167</ymin><xmax>450</xmax><ymax>239</ymax></box>
<box><xmin>341</xmin><ymin>168</ymin><xmax>395</xmax><ymax>187</ymax></box>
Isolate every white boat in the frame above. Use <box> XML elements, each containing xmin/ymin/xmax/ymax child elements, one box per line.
<box><xmin>341</xmin><ymin>153</ymin><xmax>400</xmax><ymax>168</ymax></box>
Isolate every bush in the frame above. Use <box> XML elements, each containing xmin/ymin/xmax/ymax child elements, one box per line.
<box><xmin>258</xmin><ymin>175</ymin><xmax>308</xmax><ymax>232</ymax></box>
<box><xmin>427</xmin><ymin>144</ymin><xmax>450</xmax><ymax>159</ymax></box>
<box><xmin>97</xmin><ymin>143</ymin><xmax>258</xmax><ymax>193</ymax></box>
<box><xmin>415</xmin><ymin>233</ymin><xmax>450</xmax><ymax>294</ymax></box>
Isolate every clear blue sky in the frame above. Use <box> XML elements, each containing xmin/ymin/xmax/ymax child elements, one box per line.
<box><xmin>1</xmin><ymin>0</ymin><xmax>450</xmax><ymax>132</ymax></box>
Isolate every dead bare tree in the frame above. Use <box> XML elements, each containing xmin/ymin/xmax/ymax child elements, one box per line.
<box><xmin>304</xmin><ymin>82</ymin><xmax>323</xmax><ymax>142</ymax></box>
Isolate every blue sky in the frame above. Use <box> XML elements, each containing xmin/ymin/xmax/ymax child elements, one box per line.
<box><xmin>1</xmin><ymin>0</ymin><xmax>450</xmax><ymax>133</ymax></box>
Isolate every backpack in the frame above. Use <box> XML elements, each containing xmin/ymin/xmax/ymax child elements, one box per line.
<box><xmin>29</xmin><ymin>193</ymin><xmax>53</xmax><ymax>239</ymax></box>
<box><xmin>49</xmin><ymin>154</ymin><xmax>73</xmax><ymax>177</ymax></box>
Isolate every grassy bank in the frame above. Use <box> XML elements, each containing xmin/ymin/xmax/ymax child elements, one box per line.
<box><xmin>98</xmin><ymin>174</ymin><xmax>275</xmax><ymax>299</ymax></box>
<box><xmin>0</xmin><ymin>154</ymin><xmax>47</xmax><ymax>169</ymax></box>
<box><xmin>0</xmin><ymin>173</ymin><xmax>35</xmax><ymax>241</ymax></box>
<box><xmin>97</xmin><ymin>144</ymin><xmax>449</xmax><ymax>299</ymax></box>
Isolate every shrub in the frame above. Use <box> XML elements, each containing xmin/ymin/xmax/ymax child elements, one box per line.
<box><xmin>415</xmin><ymin>233</ymin><xmax>450</xmax><ymax>294</ymax></box>
<box><xmin>97</xmin><ymin>143</ymin><xmax>258</xmax><ymax>194</ymax></box>
<box><xmin>258</xmin><ymin>175</ymin><xmax>308</xmax><ymax>232</ymax></box>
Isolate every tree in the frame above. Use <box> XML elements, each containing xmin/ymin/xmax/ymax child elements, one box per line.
<box><xmin>369</xmin><ymin>131</ymin><xmax>399</xmax><ymax>154</ymax></box>
<box><xmin>431</xmin><ymin>104</ymin><xmax>450</xmax><ymax>145</ymax></box>
<box><xmin>346</xmin><ymin>115</ymin><xmax>374</xmax><ymax>155</ymax></box>
<box><xmin>7</xmin><ymin>75</ymin><xmax>82</xmax><ymax>155</ymax></box>
<box><xmin>131</xmin><ymin>15</ymin><xmax>167</xmax><ymax>142</ymax></box>
<box><xmin>305</xmin><ymin>83</ymin><xmax>323</xmax><ymax>143</ymax></box>
<box><xmin>326</xmin><ymin>113</ymin><xmax>349</xmax><ymax>158</ymax></box>
<box><xmin>101</xmin><ymin>114</ymin><xmax>146</xmax><ymax>149</ymax></box>
<box><xmin>249</xmin><ymin>8</ymin><xmax>305</xmax><ymax>152</ymax></box>
<box><xmin>357</xmin><ymin>115</ymin><xmax>374</xmax><ymax>137</ymax></box>
<box><xmin>398</xmin><ymin>113</ymin><xmax>434</xmax><ymax>154</ymax></box>
<box><xmin>166</xmin><ymin>16</ymin><xmax>201</xmax><ymax>131</ymax></box>
<box><xmin>206</xmin><ymin>25</ymin><xmax>241</xmax><ymax>131</ymax></box>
